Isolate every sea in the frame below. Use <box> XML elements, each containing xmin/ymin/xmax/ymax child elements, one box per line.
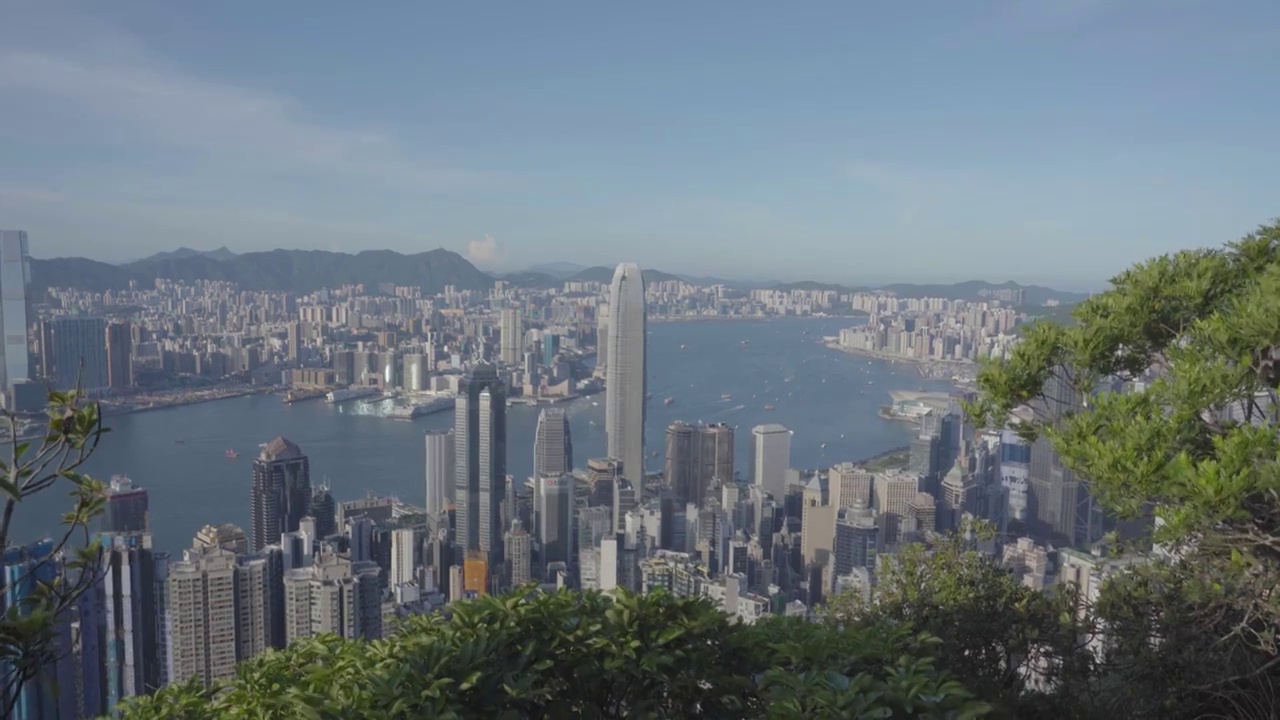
<box><xmin>11</xmin><ymin>317</ymin><xmax>956</xmax><ymax>554</ymax></box>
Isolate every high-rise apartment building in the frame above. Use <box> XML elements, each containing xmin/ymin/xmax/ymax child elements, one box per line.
<box><xmin>0</xmin><ymin>231</ymin><xmax>31</xmax><ymax>395</ymax></box>
<box><xmin>425</xmin><ymin>429</ymin><xmax>455</xmax><ymax>519</ymax></box>
<box><xmin>235</xmin><ymin>549</ymin><xmax>285</xmax><ymax>660</ymax></box>
<box><xmin>283</xmin><ymin>550</ymin><xmax>382</xmax><ymax>643</ymax></box>
<box><xmin>287</xmin><ymin>321</ymin><xmax>303</xmax><ymax>367</ymax></box>
<box><xmin>749</xmin><ymin>424</ymin><xmax>791</xmax><ymax>498</ymax></box>
<box><xmin>250</xmin><ymin>436</ymin><xmax>311</xmax><ymax>551</ymax></box>
<box><xmin>105</xmin><ymin>321</ymin><xmax>133</xmax><ymax>390</ymax></box>
<box><xmin>104</xmin><ymin>475</ymin><xmax>149</xmax><ymax>533</ymax></box>
<box><xmin>166</xmin><ymin>545</ymin><xmax>239</xmax><ymax>689</ymax></box>
<box><xmin>499</xmin><ymin>307</ymin><xmax>524</xmax><ymax>366</ymax></box>
<box><xmin>534</xmin><ymin>407</ymin><xmax>573</xmax><ymax>479</ymax></box>
<box><xmin>390</xmin><ymin>528</ymin><xmax>417</xmax><ymax>588</ymax></box>
<box><xmin>453</xmin><ymin>364</ymin><xmax>506</xmax><ymax>572</ymax></box>
<box><xmin>537</xmin><ymin>475</ymin><xmax>575</xmax><ymax>570</ymax></box>
<box><xmin>665</xmin><ymin>422</ymin><xmax>735</xmax><ymax>506</ymax></box>
<box><xmin>605</xmin><ymin>263</ymin><xmax>646</xmax><ymax>498</ymax></box>
<box><xmin>50</xmin><ymin>316</ymin><xmax>108</xmax><ymax>393</ymax></box>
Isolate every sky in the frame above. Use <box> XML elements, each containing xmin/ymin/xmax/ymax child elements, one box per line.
<box><xmin>0</xmin><ymin>1</ymin><xmax>1277</xmax><ymax>290</ymax></box>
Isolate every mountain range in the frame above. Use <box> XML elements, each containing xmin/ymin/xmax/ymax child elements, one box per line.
<box><xmin>30</xmin><ymin>248</ymin><xmax>1088</xmax><ymax>305</ymax></box>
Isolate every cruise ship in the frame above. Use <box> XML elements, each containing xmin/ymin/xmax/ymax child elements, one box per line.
<box><xmin>387</xmin><ymin>395</ymin><xmax>456</xmax><ymax>420</ymax></box>
<box><xmin>326</xmin><ymin>387</ymin><xmax>382</xmax><ymax>404</ymax></box>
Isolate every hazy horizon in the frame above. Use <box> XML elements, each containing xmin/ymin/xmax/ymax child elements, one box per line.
<box><xmin>3</xmin><ymin>1</ymin><xmax>1277</xmax><ymax>290</ymax></box>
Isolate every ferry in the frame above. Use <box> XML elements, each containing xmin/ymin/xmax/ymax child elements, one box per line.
<box><xmin>326</xmin><ymin>387</ymin><xmax>382</xmax><ymax>404</ymax></box>
<box><xmin>387</xmin><ymin>395</ymin><xmax>455</xmax><ymax>420</ymax></box>
<box><xmin>721</xmin><ymin>393</ymin><xmax>733</xmax><ymax>401</ymax></box>
<box><xmin>225</xmin><ymin>449</ymin><xmax>239</xmax><ymax>460</ymax></box>
<box><xmin>663</xmin><ymin>397</ymin><xmax>675</xmax><ymax>406</ymax></box>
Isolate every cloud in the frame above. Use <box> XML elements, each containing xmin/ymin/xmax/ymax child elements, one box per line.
<box><xmin>0</xmin><ymin>9</ymin><xmax>500</xmax><ymax>195</ymax></box>
<box><xmin>465</xmin><ymin>235</ymin><xmax>502</xmax><ymax>265</ymax></box>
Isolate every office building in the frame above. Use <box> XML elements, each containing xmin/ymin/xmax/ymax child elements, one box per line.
<box><xmin>310</xmin><ymin>486</ymin><xmax>337</xmax><ymax>539</ymax></box>
<box><xmin>1</xmin><ymin>539</ymin><xmax>81</xmax><ymax>719</ymax></box>
<box><xmin>0</xmin><ymin>231</ymin><xmax>31</xmax><ymax>395</ymax></box>
<box><xmin>287</xmin><ymin>322</ymin><xmax>303</xmax><ymax>367</ymax></box>
<box><xmin>506</xmin><ymin>519</ymin><xmax>532</xmax><ymax>587</ymax></box>
<box><xmin>51</xmin><ymin>316</ymin><xmax>109</xmax><ymax>393</ymax></box>
<box><xmin>939</xmin><ymin>459</ymin><xmax>976</xmax><ymax>532</ymax></box>
<box><xmin>595</xmin><ymin>307</ymin><xmax>609</xmax><ymax>375</ymax></box>
<box><xmin>499</xmin><ymin>307</ymin><xmax>524</xmax><ymax>366</ymax></box>
<box><xmin>537</xmin><ymin>475</ymin><xmax>575</xmax><ymax>571</ymax></box>
<box><xmin>665</xmin><ymin>422</ymin><xmax>734</xmax><ymax>506</ymax></box>
<box><xmin>1027</xmin><ymin>370</ymin><xmax>1099</xmax><ymax>547</ymax></box>
<box><xmin>909</xmin><ymin>492</ymin><xmax>937</xmax><ymax>535</ymax></box>
<box><xmin>749</xmin><ymin>424</ymin><xmax>791</xmax><ymax>498</ymax></box>
<box><xmin>103</xmin><ymin>475</ymin><xmax>149</xmax><ymax>533</ymax></box>
<box><xmin>873</xmin><ymin>470</ymin><xmax>920</xmax><ymax>544</ymax></box>
<box><xmin>830</xmin><ymin>463</ymin><xmax>873</xmax><ymax>511</ymax></box>
<box><xmin>453</xmin><ymin>364</ymin><xmax>507</xmax><ymax>571</ymax></box>
<box><xmin>605</xmin><ymin>263</ymin><xmax>647</xmax><ymax>498</ymax></box>
<box><xmin>96</xmin><ymin>532</ymin><xmax>160</xmax><ymax>712</ymax></box>
<box><xmin>424</xmin><ymin>429</ymin><xmax>455</xmax><ymax>519</ymax></box>
<box><xmin>834</xmin><ymin>505</ymin><xmax>879</xmax><ymax>577</ymax></box>
<box><xmin>250</xmin><ymin>436</ymin><xmax>311</xmax><ymax>551</ymax></box>
<box><xmin>534</xmin><ymin>408</ymin><xmax>573</xmax><ymax>479</ymax></box>
<box><xmin>106</xmin><ymin>321</ymin><xmax>133</xmax><ymax>390</ymax></box>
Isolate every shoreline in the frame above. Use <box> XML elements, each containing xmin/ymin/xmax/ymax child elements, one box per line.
<box><xmin>821</xmin><ymin>341</ymin><xmax>977</xmax><ymax>382</ymax></box>
<box><xmin>101</xmin><ymin>385</ymin><xmax>275</xmax><ymax>418</ymax></box>
<box><xmin>649</xmin><ymin>313</ymin><xmax>868</xmax><ymax>324</ymax></box>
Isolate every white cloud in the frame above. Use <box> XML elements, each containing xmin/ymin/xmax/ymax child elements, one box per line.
<box><xmin>465</xmin><ymin>235</ymin><xmax>502</xmax><ymax>265</ymax></box>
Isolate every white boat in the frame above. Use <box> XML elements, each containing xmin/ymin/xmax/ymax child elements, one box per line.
<box><xmin>387</xmin><ymin>395</ymin><xmax>455</xmax><ymax>420</ymax></box>
<box><xmin>326</xmin><ymin>387</ymin><xmax>382</xmax><ymax>404</ymax></box>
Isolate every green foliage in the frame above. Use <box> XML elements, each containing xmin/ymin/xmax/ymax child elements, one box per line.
<box><xmin>121</xmin><ymin>588</ymin><xmax>989</xmax><ymax>719</ymax></box>
<box><xmin>968</xmin><ymin>221</ymin><xmax>1280</xmax><ymax>645</ymax></box>
<box><xmin>827</xmin><ymin>534</ymin><xmax>1084</xmax><ymax>717</ymax></box>
<box><xmin>0</xmin><ymin>389</ymin><xmax>108</xmax><ymax>717</ymax></box>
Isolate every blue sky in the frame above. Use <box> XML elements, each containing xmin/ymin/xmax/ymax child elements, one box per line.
<box><xmin>0</xmin><ymin>1</ymin><xmax>1276</xmax><ymax>289</ymax></box>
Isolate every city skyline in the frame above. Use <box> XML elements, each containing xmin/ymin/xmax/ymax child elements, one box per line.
<box><xmin>4</xmin><ymin>3</ymin><xmax>1278</xmax><ymax>287</ymax></box>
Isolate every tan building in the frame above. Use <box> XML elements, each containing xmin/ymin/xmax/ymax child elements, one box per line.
<box><xmin>166</xmin><ymin>546</ymin><xmax>239</xmax><ymax>689</ymax></box>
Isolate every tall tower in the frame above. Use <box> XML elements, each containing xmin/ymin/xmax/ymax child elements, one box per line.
<box><xmin>749</xmin><ymin>424</ymin><xmax>792</xmax><ymax>498</ymax></box>
<box><xmin>666</xmin><ymin>422</ymin><xmax>735</xmax><ymax>506</ymax></box>
<box><xmin>424</xmin><ymin>429</ymin><xmax>455</xmax><ymax>519</ymax></box>
<box><xmin>537</xmin><ymin>475</ymin><xmax>575</xmax><ymax>570</ymax></box>
<box><xmin>103</xmin><ymin>475</ymin><xmax>150</xmax><ymax>534</ymax></box>
<box><xmin>0</xmin><ymin>230</ymin><xmax>31</xmax><ymax>394</ymax></box>
<box><xmin>605</xmin><ymin>263</ymin><xmax>647</xmax><ymax>499</ymax></box>
<box><xmin>250</xmin><ymin>437</ymin><xmax>311</xmax><ymax>551</ymax></box>
<box><xmin>534</xmin><ymin>407</ymin><xmax>573</xmax><ymax>479</ymax></box>
<box><xmin>453</xmin><ymin>364</ymin><xmax>507</xmax><ymax>570</ymax></box>
<box><xmin>106</xmin><ymin>321</ymin><xmax>134</xmax><ymax>390</ymax></box>
<box><xmin>99</xmin><ymin>532</ymin><xmax>160</xmax><ymax>712</ymax></box>
<box><xmin>499</xmin><ymin>307</ymin><xmax>524</xmax><ymax>366</ymax></box>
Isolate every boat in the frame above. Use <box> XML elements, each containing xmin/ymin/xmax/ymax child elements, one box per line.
<box><xmin>679</xmin><ymin>344</ymin><xmax>687</xmax><ymax>350</ymax></box>
<box><xmin>173</xmin><ymin>439</ymin><xmax>185</xmax><ymax>445</ymax></box>
<box><xmin>664</xmin><ymin>397</ymin><xmax>675</xmax><ymax>406</ymax></box>
<box><xmin>591</xmin><ymin>401</ymin><xmax>598</xmax><ymax>406</ymax></box>
<box><xmin>225</xmin><ymin>449</ymin><xmax>239</xmax><ymax>460</ymax></box>
<box><xmin>763</xmin><ymin>405</ymin><xmax>775</xmax><ymax>411</ymax></box>
<box><xmin>387</xmin><ymin>395</ymin><xmax>456</xmax><ymax>420</ymax></box>
<box><xmin>326</xmin><ymin>387</ymin><xmax>382</xmax><ymax>404</ymax></box>
<box><xmin>721</xmin><ymin>393</ymin><xmax>733</xmax><ymax>401</ymax></box>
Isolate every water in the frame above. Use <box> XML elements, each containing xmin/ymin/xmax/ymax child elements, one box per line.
<box><xmin>11</xmin><ymin>317</ymin><xmax>954</xmax><ymax>553</ymax></box>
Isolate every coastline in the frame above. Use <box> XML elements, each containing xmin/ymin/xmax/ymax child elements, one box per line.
<box><xmin>821</xmin><ymin>340</ymin><xmax>977</xmax><ymax>383</ymax></box>
<box><xmin>101</xmin><ymin>385</ymin><xmax>275</xmax><ymax>418</ymax></box>
<box><xmin>649</xmin><ymin>313</ymin><xmax>868</xmax><ymax>324</ymax></box>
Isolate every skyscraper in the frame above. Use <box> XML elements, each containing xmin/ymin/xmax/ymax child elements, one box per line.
<box><xmin>424</xmin><ymin>429</ymin><xmax>455</xmax><ymax>519</ymax></box>
<box><xmin>96</xmin><ymin>532</ymin><xmax>160</xmax><ymax>712</ymax></box>
<box><xmin>829</xmin><ymin>463</ymin><xmax>873</xmax><ymax>511</ymax></box>
<box><xmin>534</xmin><ymin>408</ymin><xmax>573</xmax><ymax>479</ymax></box>
<box><xmin>605</xmin><ymin>263</ymin><xmax>647</xmax><ymax>498</ymax></box>
<box><xmin>749</xmin><ymin>424</ymin><xmax>791</xmax><ymax>498</ymax></box>
<box><xmin>310</xmin><ymin>485</ymin><xmax>337</xmax><ymax>539</ymax></box>
<box><xmin>537</xmin><ymin>475</ymin><xmax>575</xmax><ymax>571</ymax></box>
<box><xmin>506</xmin><ymin>519</ymin><xmax>532</xmax><ymax>587</ymax></box>
<box><xmin>665</xmin><ymin>422</ymin><xmax>734</xmax><ymax>506</ymax></box>
<box><xmin>106</xmin><ymin>321</ymin><xmax>133</xmax><ymax>390</ymax></box>
<box><xmin>287</xmin><ymin>321</ymin><xmax>303</xmax><ymax>367</ymax></box>
<box><xmin>50</xmin><ymin>316</ymin><xmax>109</xmax><ymax>393</ymax></box>
<box><xmin>103</xmin><ymin>475</ymin><xmax>149</xmax><ymax>534</ymax></box>
<box><xmin>390</xmin><ymin>528</ymin><xmax>417</xmax><ymax>588</ymax></box>
<box><xmin>453</xmin><ymin>364</ymin><xmax>507</xmax><ymax>570</ymax></box>
<box><xmin>499</xmin><ymin>307</ymin><xmax>524</xmax><ymax>366</ymax></box>
<box><xmin>166</xmin><ymin>545</ymin><xmax>238</xmax><ymax>689</ymax></box>
<box><xmin>0</xmin><ymin>231</ymin><xmax>31</xmax><ymax>395</ymax></box>
<box><xmin>250</xmin><ymin>437</ymin><xmax>311</xmax><ymax>551</ymax></box>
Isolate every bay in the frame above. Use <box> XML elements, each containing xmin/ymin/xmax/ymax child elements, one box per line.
<box><xmin>12</xmin><ymin>317</ymin><xmax>955</xmax><ymax>553</ymax></box>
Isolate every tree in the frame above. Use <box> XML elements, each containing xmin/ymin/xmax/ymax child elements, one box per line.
<box><xmin>966</xmin><ymin>221</ymin><xmax>1280</xmax><ymax>712</ymax></box>
<box><xmin>824</xmin><ymin>532</ymin><xmax>1087</xmax><ymax>718</ymax></box>
<box><xmin>0</xmin><ymin>389</ymin><xmax>108</xmax><ymax>717</ymax></box>
<box><xmin>121</xmin><ymin>587</ymin><xmax>991</xmax><ymax>719</ymax></box>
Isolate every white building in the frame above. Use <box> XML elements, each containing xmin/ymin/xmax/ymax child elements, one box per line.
<box><xmin>749</xmin><ymin>424</ymin><xmax>792</xmax><ymax>498</ymax></box>
<box><xmin>605</xmin><ymin>263</ymin><xmax>647</xmax><ymax>496</ymax></box>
